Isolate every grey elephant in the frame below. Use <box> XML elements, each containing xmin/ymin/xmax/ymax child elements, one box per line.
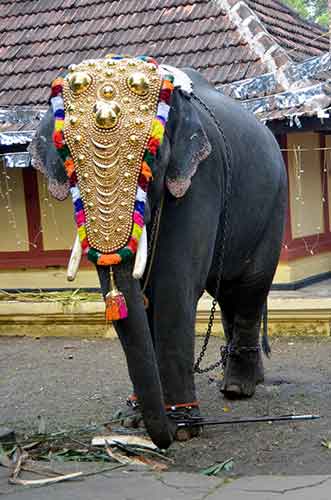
<box><xmin>29</xmin><ymin>55</ymin><xmax>287</xmax><ymax>449</ymax></box>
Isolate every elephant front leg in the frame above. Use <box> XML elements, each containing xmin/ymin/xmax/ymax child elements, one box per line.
<box><xmin>149</xmin><ymin>273</ymin><xmax>200</xmax><ymax>408</ymax></box>
<box><xmin>118</xmin><ymin>284</ymin><xmax>201</xmax><ymax>439</ymax></box>
<box><xmin>95</xmin><ymin>264</ymin><xmax>176</xmax><ymax>449</ymax></box>
<box><xmin>150</xmin><ymin>288</ymin><xmax>201</xmax><ymax>440</ymax></box>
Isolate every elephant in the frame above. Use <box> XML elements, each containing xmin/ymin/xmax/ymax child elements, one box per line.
<box><xmin>29</xmin><ymin>56</ymin><xmax>287</xmax><ymax>450</ymax></box>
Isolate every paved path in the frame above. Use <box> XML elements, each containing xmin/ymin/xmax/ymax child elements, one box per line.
<box><xmin>1</xmin><ymin>466</ymin><xmax>331</xmax><ymax>500</ymax></box>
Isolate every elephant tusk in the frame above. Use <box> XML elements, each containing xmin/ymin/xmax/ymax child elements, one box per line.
<box><xmin>132</xmin><ymin>225</ymin><xmax>148</xmax><ymax>279</ymax></box>
<box><xmin>67</xmin><ymin>234</ymin><xmax>82</xmax><ymax>282</ymax></box>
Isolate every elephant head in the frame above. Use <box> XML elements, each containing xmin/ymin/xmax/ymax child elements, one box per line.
<box><xmin>28</xmin><ymin>56</ymin><xmax>211</xmax><ymax>448</ymax></box>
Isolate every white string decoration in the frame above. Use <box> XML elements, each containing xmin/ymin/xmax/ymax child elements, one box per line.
<box><xmin>283</xmin><ymin>143</ymin><xmax>328</xmax><ymax>257</ymax></box>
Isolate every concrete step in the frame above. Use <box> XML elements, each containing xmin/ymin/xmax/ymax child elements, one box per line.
<box><xmin>0</xmin><ymin>292</ymin><xmax>330</xmax><ymax>337</ymax></box>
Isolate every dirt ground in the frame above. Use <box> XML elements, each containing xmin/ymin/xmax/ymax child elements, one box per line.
<box><xmin>1</xmin><ymin>335</ymin><xmax>330</xmax><ymax>476</ymax></box>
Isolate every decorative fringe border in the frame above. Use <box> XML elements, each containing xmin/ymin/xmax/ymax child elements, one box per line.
<box><xmin>50</xmin><ymin>55</ymin><xmax>174</xmax><ymax>266</ymax></box>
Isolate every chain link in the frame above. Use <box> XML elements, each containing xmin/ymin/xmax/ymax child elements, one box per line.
<box><xmin>192</xmin><ymin>93</ymin><xmax>233</xmax><ymax>374</ymax></box>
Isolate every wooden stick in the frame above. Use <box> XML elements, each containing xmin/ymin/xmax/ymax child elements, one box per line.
<box><xmin>9</xmin><ymin>471</ymin><xmax>83</xmax><ymax>486</ymax></box>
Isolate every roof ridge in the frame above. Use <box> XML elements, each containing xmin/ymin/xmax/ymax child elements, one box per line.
<box><xmin>220</xmin><ymin>52</ymin><xmax>331</xmax><ymax>102</ymax></box>
<box><xmin>216</xmin><ymin>0</ymin><xmax>293</xmax><ymax>88</ymax></box>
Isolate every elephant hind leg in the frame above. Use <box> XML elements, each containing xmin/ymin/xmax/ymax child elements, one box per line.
<box><xmin>215</xmin><ymin>285</ymin><xmax>265</xmax><ymax>399</ymax></box>
<box><xmin>217</xmin><ymin>183</ymin><xmax>284</xmax><ymax>399</ymax></box>
<box><xmin>221</xmin><ymin>311</ymin><xmax>265</xmax><ymax>398</ymax></box>
<box><xmin>219</xmin><ymin>294</ymin><xmax>235</xmax><ymax>345</ymax></box>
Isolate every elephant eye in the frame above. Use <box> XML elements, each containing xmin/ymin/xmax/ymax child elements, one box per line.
<box><xmin>127</xmin><ymin>72</ymin><xmax>150</xmax><ymax>97</ymax></box>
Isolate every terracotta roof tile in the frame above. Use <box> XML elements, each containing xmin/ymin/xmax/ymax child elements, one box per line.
<box><xmin>0</xmin><ymin>0</ymin><xmax>327</xmax><ymax>106</ymax></box>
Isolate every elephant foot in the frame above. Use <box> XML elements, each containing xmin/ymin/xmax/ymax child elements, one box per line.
<box><xmin>175</xmin><ymin>426</ymin><xmax>200</xmax><ymax>441</ymax></box>
<box><xmin>115</xmin><ymin>396</ymin><xmax>201</xmax><ymax>441</ymax></box>
<box><xmin>112</xmin><ymin>396</ymin><xmax>145</xmax><ymax>429</ymax></box>
<box><xmin>221</xmin><ymin>347</ymin><xmax>264</xmax><ymax>399</ymax></box>
<box><xmin>167</xmin><ymin>405</ymin><xmax>201</xmax><ymax>441</ymax></box>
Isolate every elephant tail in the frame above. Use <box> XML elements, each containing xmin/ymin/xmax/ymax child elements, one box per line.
<box><xmin>261</xmin><ymin>300</ymin><xmax>271</xmax><ymax>358</ymax></box>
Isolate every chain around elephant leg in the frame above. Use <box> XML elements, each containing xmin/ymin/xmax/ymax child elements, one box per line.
<box><xmin>221</xmin><ymin>316</ymin><xmax>264</xmax><ymax>398</ymax></box>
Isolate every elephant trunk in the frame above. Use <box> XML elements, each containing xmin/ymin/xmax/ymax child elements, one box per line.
<box><xmin>96</xmin><ymin>263</ymin><xmax>176</xmax><ymax>449</ymax></box>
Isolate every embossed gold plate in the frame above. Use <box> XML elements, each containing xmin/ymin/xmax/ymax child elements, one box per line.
<box><xmin>63</xmin><ymin>58</ymin><xmax>162</xmax><ymax>253</ymax></box>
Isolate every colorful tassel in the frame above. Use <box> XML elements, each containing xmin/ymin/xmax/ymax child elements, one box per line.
<box><xmin>105</xmin><ymin>268</ymin><xmax>128</xmax><ymax>321</ymax></box>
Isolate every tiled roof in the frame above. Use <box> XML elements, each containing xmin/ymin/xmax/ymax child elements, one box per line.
<box><xmin>0</xmin><ymin>0</ymin><xmax>328</xmax><ymax>106</ymax></box>
<box><xmin>246</xmin><ymin>0</ymin><xmax>328</xmax><ymax>61</ymax></box>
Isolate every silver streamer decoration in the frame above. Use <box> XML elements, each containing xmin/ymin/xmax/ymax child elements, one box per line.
<box><xmin>0</xmin><ymin>107</ymin><xmax>46</xmax><ymax>127</ymax></box>
<box><xmin>217</xmin><ymin>53</ymin><xmax>331</xmax><ymax>125</ymax></box>
<box><xmin>0</xmin><ymin>131</ymin><xmax>35</xmax><ymax>146</ymax></box>
<box><xmin>1</xmin><ymin>152</ymin><xmax>31</xmax><ymax>168</ymax></box>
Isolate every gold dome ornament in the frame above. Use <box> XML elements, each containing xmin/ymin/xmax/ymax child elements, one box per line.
<box><xmin>100</xmin><ymin>84</ymin><xmax>115</xmax><ymax>100</ymax></box>
<box><xmin>78</xmin><ymin>154</ymin><xmax>86</xmax><ymax>165</ymax></box>
<box><xmin>127</xmin><ymin>72</ymin><xmax>150</xmax><ymax>96</ymax></box>
<box><xmin>127</xmin><ymin>154</ymin><xmax>135</xmax><ymax>163</ymax></box>
<box><xmin>93</xmin><ymin>100</ymin><xmax>121</xmax><ymax>129</ymax></box>
<box><xmin>69</xmin><ymin>115</ymin><xmax>78</xmax><ymax>126</ymax></box>
<box><xmin>67</xmin><ymin>71</ymin><xmax>92</xmax><ymax>94</ymax></box>
<box><xmin>135</xmin><ymin>117</ymin><xmax>144</xmax><ymax>128</ymax></box>
<box><xmin>129</xmin><ymin>134</ymin><xmax>138</xmax><ymax>144</ymax></box>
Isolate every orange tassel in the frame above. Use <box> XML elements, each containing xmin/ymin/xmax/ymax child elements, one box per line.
<box><xmin>105</xmin><ymin>268</ymin><xmax>128</xmax><ymax>321</ymax></box>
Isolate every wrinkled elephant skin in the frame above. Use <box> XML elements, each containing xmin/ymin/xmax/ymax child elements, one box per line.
<box><xmin>29</xmin><ymin>62</ymin><xmax>287</xmax><ymax>447</ymax></box>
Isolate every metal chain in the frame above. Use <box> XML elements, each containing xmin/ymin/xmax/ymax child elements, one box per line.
<box><xmin>220</xmin><ymin>345</ymin><xmax>261</xmax><ymax>371</ymax></box>
<box><xmin>192</xmin><ymin>93</ymin><xmax>233</xmax><ymax>374</ymax></box>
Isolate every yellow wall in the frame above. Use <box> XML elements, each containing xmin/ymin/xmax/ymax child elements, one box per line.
<box><xmin>38</xmin><ymin>173</ymin><xmax>76</xmax><ymax>250</ymax></box>
<box><xmin>0</xmin><ymin>162</ymin><xmax>29</xmax><ymax>252</ymax></box>
<box><xmin>274</xmin><ymin>252</ymin><xmax>331</xmax><ymax>283</ymax></box>
<box><xmin>287</xmin><ymin>133</ymin><xmax>323</xmax><ymax>238</ymax></box>
<box><xmin>0</xmin><ymin>130</ymin><xmax>330</xmax><ymax>288</ymax></box>
<box><xmin>0</xmin><ymin>267</ymin><xmax>99</xmax><ymax>289</ymax></box>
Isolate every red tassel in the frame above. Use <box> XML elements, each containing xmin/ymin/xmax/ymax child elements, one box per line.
<box><xmin>105</xmin><ymin>268</ymin><xmax>128</xmax><ymax>321</ymax></box>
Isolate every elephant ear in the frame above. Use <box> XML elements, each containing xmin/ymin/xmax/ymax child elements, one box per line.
<box><xmin>166</xmin><ymin>89</ymin><xmax>211</xmax><ymax>198</ymax></box>
<box><xmin>28</xmin><ymin>107</ymin><xmax>69</xmax><ymax>201</ymax></box>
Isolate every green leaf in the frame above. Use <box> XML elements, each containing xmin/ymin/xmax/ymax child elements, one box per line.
<box><xmin>321</xmin><ymin>440</ymin><xmax>331</xmax><ymax>449</ymax></box>
<box><xmin>0</xmin><ymin>444</ymin><xmax>12</xmax><ymax>468</ymax></box>
<box><xmin>201</xmin><ymin>458</ymin><xmax>234</xmax><ymax>476</ymax></box>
